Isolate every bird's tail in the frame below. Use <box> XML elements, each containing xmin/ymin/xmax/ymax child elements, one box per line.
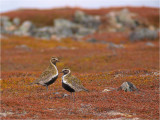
<box><xmin>83</xmin><ymin>87</ymin><xmax>89</xmax><ymax>92</ymax></box>
<box><xmin>28</xmin><ymin>81</ymin><xmax>37</xmax><ymax>86</ymax></box>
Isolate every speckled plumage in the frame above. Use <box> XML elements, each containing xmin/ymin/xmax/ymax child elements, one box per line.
<box><xmin>62</xmin><ymin>69</ymin><xmax>88</xmax><ymax>92</ymax></box>
<box><xmin>31</xmin><ymin>57</ymin><xmax>59</xmax><ymax>90</ymax></box>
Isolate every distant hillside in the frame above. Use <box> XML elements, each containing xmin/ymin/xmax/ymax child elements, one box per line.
<box><xmin>1</xmin><ymin>7</ymin><xmax>159</xmax><ymax>27</ymax></box>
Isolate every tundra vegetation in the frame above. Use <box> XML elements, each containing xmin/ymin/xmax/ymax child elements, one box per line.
<box><xmin>1</xmin><ymin>7</ymin><xmax>159</xmax><ymax>119</ymax></box>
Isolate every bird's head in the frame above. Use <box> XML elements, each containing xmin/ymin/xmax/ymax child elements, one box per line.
<box><xmin>50</xmin><ymin>57</ymin><xmax>59</xmax><ymax>65</ymax></box>
<box><xmin>61</xmin><ymin>68</ymin><xmax>70</xmax><ymax>75</ymax></box>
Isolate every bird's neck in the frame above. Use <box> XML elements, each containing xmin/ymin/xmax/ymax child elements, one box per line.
<box><xmin>63</xmin><ymin>72</ymin><xmax>71</xmax><ymax>79</ymax></box>
<box><xmin>50</xmin><ymin>60</ymin><xmax>56</xmax><ymax>66</ymax></box>
<box><xmin>49</xmin><ymin>61</ymin><xmax>58</xmax><ymax>75</ymax></box>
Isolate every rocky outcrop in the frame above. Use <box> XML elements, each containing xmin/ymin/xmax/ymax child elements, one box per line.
<box><xmin>74</xmin><ymin>10</ymin><xmax>101</xmax><ymax>29</ymax></box>
<box><xmin>1</xmin><ymin>9</ymin><xmax>157</xmax><ymax>41</ymax></box>
<box><xmin>129</xmin><ymin>28</ymin><xmax>158</xmax><ymax>41</ymax></box>
<box><xmin>1</xmin><ymin>11</ymin><xmax>101</xmax><ymax>40</ymax></box>
<box><xmin>104</xmin><ymin>8</ymin><xmax>148</xmax><ymax>32</ymax></box>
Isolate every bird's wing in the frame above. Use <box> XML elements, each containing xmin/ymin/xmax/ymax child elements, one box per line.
<box><xmin>32</xmin><ymin>68</ymin><xmax>53</xmax><ymax>84</ymax></box>
<box><xmin>69</xmin><ymin>76</ymin><xmax>88</xmax><ymax>91</ymax></box>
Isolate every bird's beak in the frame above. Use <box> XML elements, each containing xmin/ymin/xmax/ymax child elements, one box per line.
<box><xmin>57</xmin><ymin>60</ymin><xmax>60</xmax><ymax>62</ymax></box>
<box><xmin>60</xmin><ymin>71</ymin><xmax>63</xmax><ymax>73</ymax></box>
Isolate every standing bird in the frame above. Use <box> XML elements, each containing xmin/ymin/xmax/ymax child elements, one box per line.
<box><xmin>30</xmin><ymin>57</ymin><xmax>59</xmax><ymax>91</ymax></box>
<box><xmin>61</xmin><ymin>68</ymin><xmax>88</xmax><ymax>101</ymax></box>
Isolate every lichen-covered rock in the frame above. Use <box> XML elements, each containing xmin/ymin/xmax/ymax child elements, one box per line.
<box><xmin>0</xmin><ymin>16</ymin><xmax>16</xmax><ymax>34</ymax></box>
<box><xmin>33</xmin><ymin>27</ymin><xmax>55</xmax><ymax>40</ymax></box>
<box><xmin>105</xmin><ymin>8</ymin><xmax>145</xmax><ymax>32</ymax></box>
<box><xmin>129</xmin><ymin>28</ymin><xmax>158</xmax><ymax>41</ymax></box>
<box><xmin>19</xmin><ymin>21</ymin><xmax>35</xmax><ymax>36</ymax></box>
<box><xmin>74</xmin><ymin>10</ymin><xmax>101</xmax><ymax>29</ymax></box>
<box><xmin>117</xmin><ymin>81</ymin><xmax>138</xmax><ymax>92</ymax></box>
<box><xmin>53</xmin><ymin>19</ymin><xmax>75</xmax><ymax>37</ymax></box>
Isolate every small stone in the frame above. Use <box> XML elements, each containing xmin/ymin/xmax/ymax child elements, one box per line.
<box><xmin>117</xmin><ymin>81</ymin><xmax>138</xmax><ymax>92</ymax></box>
<box><xmin>0</xmin><ymin>112</ymin><xmax>14</xmax><ymax>117</ymax></box>
<box><xmin>107</xmin><ymin>42</ymin><xmax>124</xmax><ymax>49</ymax></box>
<box><xmin>86</xmin><ymin>38</ymin><xmax>98</xmax><ymax>43</ymax></box>
<box><xmin>102</xmin><ymin>89</ymin><xmax>111</xmax><ymax>92</ymax></box>
<box><xmin>63</xmin><ymin>93</ymin><xmax>69</xmax><ymax>98</ymax></box>
<box><xmin>102</xmin><ymin>87</ymin><xmax>116</xmax><ymax>92</ymax></box>
<box><xmin>145</xmin><ymin>42</ymin><xmax>155</xmax><ymax>47</ymax></box>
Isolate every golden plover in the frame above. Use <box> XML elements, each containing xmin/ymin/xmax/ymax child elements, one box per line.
<box><xmin>61</xmin><ymin>68</ymin><xmax>88</xmax><ymax>101</ymax></box>
<box><xmin>31</xmin><ymin>57</ymin><xmax>59</xmax><ymax>91</ymax></box>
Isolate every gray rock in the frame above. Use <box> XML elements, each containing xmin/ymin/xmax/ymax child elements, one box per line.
<box><xmin>129</xmin><ymin>28</ymin><xmax>158</xmax><ymax>41</ymax></box>
<box><xmin>3</xmin><ymin>23</ymin><xmax>16</xmax><ymax>34</ymax></box>
<box><xmin>117</xmin><ymin>82</ymin><xmax>138</xmax><ymax>92</ymax></box>
<box><xmin>86</xmin><ymin>38</ymin><xmax>98</xmax><ymax>43</ymax></box>
<box><xmin>107</xmin><ymin>43</ymin><xmax>124</xmax><ymax>49</ymax></box>
<box><xmin>105</xmin><ymin>8</ymin><xmax>141</xmax><ymax>32</ymax></box>
<box><xmin>13</xmin><ymin>17</ymin><xmax>20</xmax><ymax>26</ymax></box>
<box><xmin>54</xmin><ymin>19</ymin><xmax>74</xmax><ymax>28</ymax></box>
<box><xmin>33</xmin><ymin>27</ymin><xmax>55</xmax><ymax>40</ymax></box>
<box><xmin>63</xmin><ymin>93</ymin><xmax>69</xmax><ymax>98</ymax></box>
<box><xmin>19</xmin><ymin>21</ymin><xmax>35</xmax><ymax>36</ymax></box>
<box><xmin>74</xmin><ymin>10</ymin><xmax>101</xmax><ymax>29</ymax></box>
<box><xmin>77</xmin><ymin>27</ymin><xmax>95</xmax><ymax>36</ymax></box>
<box><xmin>102</xmin><ymin>87</ymin><xmax>116</xmax><ymax>92</ymax></box>
<box><xmin>54</xmin><ymin>19</ymin><xmax>75</xmax><ymax>37</ymax></box>
<box><xmin>145</xmin><ymin>42</ymin><xmax>155</xmax><ymax>47</ymax></box>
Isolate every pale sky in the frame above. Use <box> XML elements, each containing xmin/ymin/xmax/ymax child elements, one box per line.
<box><xmin>0</xmin><ymin>0</ymin><xmax>159</xmax><ymax>13</ymax></box>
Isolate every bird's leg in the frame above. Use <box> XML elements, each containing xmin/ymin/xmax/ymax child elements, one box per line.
<box><xmin>45</xmin><ymin>85</ymin><xmax>48</xmax><ymax>91</ymax></box>
<box><xmin>53</xmin><ymin>88</ymin><xmax>54</xmax><ymax>93</ymax></box>
<box><xmin>70</xmin><ymin>93</ymin><xmax>72</xmax><ymax>101</ymax></box>
<box><xmin>73</xmin><ymin>92</ymin><xmax>75</xmax><ymax>102</ymax></box>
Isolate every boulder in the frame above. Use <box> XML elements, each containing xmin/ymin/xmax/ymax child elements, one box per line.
<box><xmin>117</xmin><ymin>9</ymin><xmax>136</xmax><ymax>27</ymax></box>
<box><xmin>117</xmin><ymin>81</ymin><xmax>138</xmax><ymax>92</ymax></box>
<box><xmin>129</xmin><ymin>28</ymin><xmax>158</xmax><ymax>41</ymax></box>
<box><xmin>13</xmin><ymin>17</ymin><xmax>20</xmax><ymax>26</ymax></box>
<box><xmin>54</xmin><ymin>19</ymin><xmax>75</xmax><ymax>37</ymax></box>
<box><xmin>74</xmin><ymin>10</ymin><xmax>101</xmax><ymax>29</ymax></box>
<box><xmin>33</xmin><ymin>27</ymin><xmax>55</xmax><ymax>40</ymax></box>
<box><xmin>77</xmin><ymin>27</ymin><xmax>95</xmax><ymax>36</ymax></box>
<box><xmin>2</xmin><ymin>21</ymin><xmax>16</xmax><ymax>34</ymax></box>
<box><xmin>19</xmin><ymin>21</ymin><xmax>35</xmax><ymax>36</ymax></box>
<box><xmin>0</xmin><ymin>16</ymin><xmax>16</xmax><ymax>34</ymax></box>
<box><xmin>105</xmin><ymin>8</ymin><xmax>142</xmax><ymax>32</ymax></box>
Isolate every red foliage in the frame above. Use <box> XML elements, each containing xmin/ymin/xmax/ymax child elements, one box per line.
<box><xmin>1</xmin><ymin>34</ymin><xmax>159</xmax><ymax>119</ymax></box>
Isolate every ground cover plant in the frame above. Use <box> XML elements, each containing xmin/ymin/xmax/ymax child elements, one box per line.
<box><xmin>1</xmin><ymin>31</ymin><xmax>159</xmax><ymax>119</ymax></box>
